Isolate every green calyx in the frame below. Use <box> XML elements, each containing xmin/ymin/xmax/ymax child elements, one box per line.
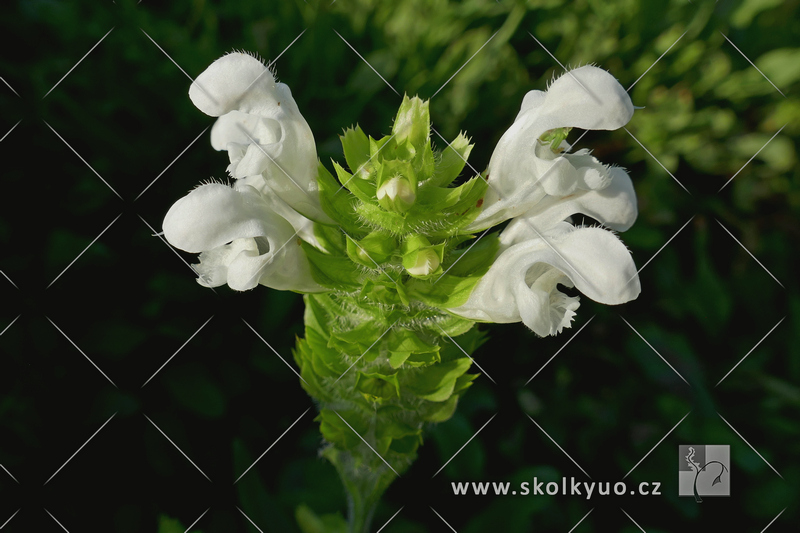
<box><xmin>295</xmin><ymin>95</ymin><xmax>496</xmax><ymax>532</ymax></box>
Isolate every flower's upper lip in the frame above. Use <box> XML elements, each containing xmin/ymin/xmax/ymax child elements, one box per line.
<box><xmin>468</xmin><ymin>65</ymin><xmax>635</xmax><ymax>232</ymax></box>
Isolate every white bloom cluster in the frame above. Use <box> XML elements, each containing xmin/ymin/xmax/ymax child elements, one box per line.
<box><xmin>163</xmin><ymin>54</ymin><xmax>640</xmax><ymax>337</ymax></box>
<box><xmin>163</xmin><ymin>53</ymin><xmax>325</xmax><ymax>292</ymax></box>
<box><xmin>449</xmin><ymin>66</ymin><xmax>640</xmax><ymax>336</ymax></box>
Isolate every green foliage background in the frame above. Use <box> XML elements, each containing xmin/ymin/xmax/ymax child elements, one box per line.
<box><xmin>0</xmin><ymin>0</ymin><xmax>797</xmax><ymax>531</ymax></box>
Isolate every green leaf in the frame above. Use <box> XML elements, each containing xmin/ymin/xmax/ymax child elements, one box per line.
<box><xmin>442</xmin><ymin>232</ymin><xmax>499</xmax><ymax>276</ymax></box>
<box><xmin>316</xmin><ymin>409</ymin><xmax>363</xmax><ymax>450</ymax></box>
<box><xmin>314</xmin><ymin>223</ymin><xmax>347</xmax><ymax>255</ymax></box>
<box><xmin>402</xmin><ymin>358</ymin><xmax>473</xmax><ymax>402</ymax></box>
<box><xmin>358</xmin><ymin>279</ymin><xmax>408</xmax><ymax>306</ymax></box>
<box><xmin>416</xmin><ymin>139</ymin><xmax>436</xmax><ymax>182</ymax></box>
<box><xmin>355</xmin><ymin>371</ymin><xmax>401</xmax><ymax>399</ymax></box>
<box><xmin>439</xmin><ymin>327</ymin><xmax>488</xmax><ymax>364</ymax></box>
<box><xmin>369</xmin><ymin>135</ymin><xmax>393</xmax><ymax>160</ymax></box>
<box><xmin>341</xmin><ymin>125</ymin><xmax>371</xmax><ymax>174</ymax></box>
<box><xmin>430</xmin><ymin>132</ymin><xmax>474</xmax><ymax>187</ymax></box>
<box><xmin>334</xmin><ymin>161</ymin><xmax>377</xmax><ymax>205</ymax></box>
<box><xmin>406</xmin><ymin>274</ymin><xmax>482</xmax><ymax>308</ymax></box>
<box><xmin>422</xmin><ymin>395</ymin><xmax>459</xmax><ymax>423</ymax></box>
<box><xmin>375</xmin><ymin>417</ymin><xmax>422</xmax><ymax>456</ymax></box>
<box><xmin>426</xmin><ymin>314</ymin><xmax>476</xmax><ymax>338</ymax></box>
<box><xmin>330</xmin><ymin>319</ymin><xmax>389</xmax><ymax>356</ymax></box>
<box><xmin>387</xmin><ymin>328</ymin><xmax>439</xmax><ymax>354</ymax></box>
<box><xmin>355</xmin><ymin>201</ymin><xmax>408</xmax><ymax>234</ymax></box>
<box><xmin>301</xmin><ymin>242</ymin><xmax>363</xmax><ymax>291</ymax></box>
<box><xmin>316</xmin><ymin>163</ymin><xmax>362</xmax><ymax>234</ymax></box>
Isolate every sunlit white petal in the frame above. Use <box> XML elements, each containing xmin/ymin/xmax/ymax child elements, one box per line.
<box><xmin>449</xmin><ymin>227</ymin><xmax>639</xmax><ymax>336</ymax></box>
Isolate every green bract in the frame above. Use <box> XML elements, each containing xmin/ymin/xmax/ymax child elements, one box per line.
<box><xmin>293</xmin><ymin>96</ymin><xmax>493</xmax><ymax>531</ymax></box>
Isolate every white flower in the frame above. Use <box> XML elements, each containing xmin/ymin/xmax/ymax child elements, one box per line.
<box><xmin>189</xmin><ymin>52</ymin><xmax>331</xmax><ymax>223</ymax></box>
<box><xmin>163</xmin><ymin>182</ymin><xmax>323</xmax><ymax>293</ymax></box>
<box><xmin>449</xmin><ymin>223</ymin><xmax>640</xmax><ymax>336</ymax></box>
<box><xmin>469</xmin><ymin>65</ymin><xmax>635</xmax><ymax>231</ymax></box>
<box><xmin>451</xmin><ymin>65</ymin><xmax>640</xmax><ymax>336</ymax></box>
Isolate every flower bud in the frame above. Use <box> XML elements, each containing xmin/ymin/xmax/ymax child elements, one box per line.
<box><xmin>393</xmin><ymin>96</ymin><xmax>430</xmax><ymax>148</ymax></box>
<box><xmin>405</xmin><ymin>249</ymin><xmax>440</xmax><ymax>277</ymax></box>
<box><xmin>377</xmin><ymin>176</ymin><xmax>416</xmax><ymax>213</ymax></box>
<box><xmin>401</xmin><ymin>235</ymin><xmax>444</xmax><ymax>279</ymax></box>
<box><xmin>346</xmin><ymin>231</ymin><xmax>396</xmax><ymax>268</ymax></box>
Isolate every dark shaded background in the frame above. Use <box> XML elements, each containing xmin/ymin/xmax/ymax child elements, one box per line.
<box><xmin>1</xmin><ymin>0</ymin><xmax>798</xmax><ymax>531</ymax></box>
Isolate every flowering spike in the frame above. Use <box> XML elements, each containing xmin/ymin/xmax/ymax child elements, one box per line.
<box><xmin>165</xmin><ymin>54</ymin><xmax>642</xmax><ymax>533</ymax></box>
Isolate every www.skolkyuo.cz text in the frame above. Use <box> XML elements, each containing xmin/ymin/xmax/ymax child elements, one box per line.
<box><xmin>451</xmin><ymin>478</ymin><xmax>662</xmax><ymax>499</ymax></box>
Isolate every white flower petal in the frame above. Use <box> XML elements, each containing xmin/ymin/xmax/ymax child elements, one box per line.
<box><xmin>163</xmin><ymin>183</ymin><xmax>278</xmax><ymax>253</ymax></box>
<box><xmin>190</xmin><ymin>52</ymin><xmax>330</xmax><ymax>223</ymax></box>
<box><xmin>470</xmin><ymin>65</ymin><xmax>634</xmax><ymax>230</ymax></box>
<box><xmin>502</xmin><ymin>166</ymin><xmax>637</xmax><ymax>240</ymax></box>
<box><xmin>194</xmin><ymin>239</ymin><xmax>259</xmax><ymax>288</ymax></box>
<box><xmin>189</xmin><ymin>52</ymin><xmax>277</xmax><ymax>117</ymax></box>
<box><xmin>225</xmin><ymin>236</ymin><xmax>322</xmax><ymax>292</ymax></box>
<box><xmin>517</xmin><ymin>268</ymin><xmax>581</xmax><ymax>337</ymax></box>
<box><xmin>164</xmin><ymin>183</ymin><xmax>324</xmax><ymax>293</ymax></box>
<box><xmin>234</xmin><ymin>177</ymin><xmax>323</xmax><ymax>249</ymax></box>
<box><xmin>538</xmin><ymin>65</ymin><xmax>634</xmax><ymax>133</ymax></box>
<box><xmin>449</xmin><ymin>227</ymin><xmax>640</xmax><ymax>336</ymax></box>
<box><xmin>210</xmin><ymin>111</ymin><xmax>282</xmax><ymax>151</ymax></box>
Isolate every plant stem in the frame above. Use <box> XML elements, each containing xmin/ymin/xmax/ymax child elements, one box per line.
<box><xmin>347</xmin><ymin>488</ymin><xmax>379</xmax><ymax>533</ymax></box>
